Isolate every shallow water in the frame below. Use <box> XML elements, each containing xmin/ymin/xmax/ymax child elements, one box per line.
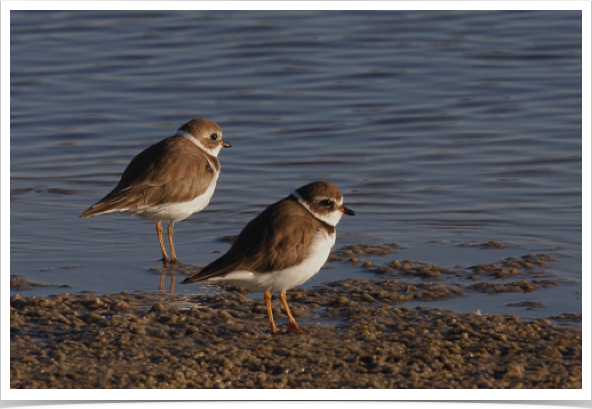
<box><xmin>10</xmin><ymin>11</ymin><xmax>582</xmax><ymax>323</ymax></box>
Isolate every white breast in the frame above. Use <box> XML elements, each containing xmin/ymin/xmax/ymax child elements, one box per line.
<box><xmin>207</xmin><ymin>228</ymin><xmax>336</xmax><ymax>292</ymax></box>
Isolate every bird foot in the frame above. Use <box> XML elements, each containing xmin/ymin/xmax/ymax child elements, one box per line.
<box><xmin>160</xmin><ymin>258</ymin><xmax>180</xmax><ymax>267</ymax></box>
<box><xmin>286</xmin><ymin>323</ymin><xmax>303</xmax><ymax>334</ymax></box>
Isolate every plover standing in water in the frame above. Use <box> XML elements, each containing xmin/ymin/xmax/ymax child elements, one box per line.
<box><xmin>81</xmin><ymin>118</ymin><xmax>231</xmax><ymax>262</ymax></box>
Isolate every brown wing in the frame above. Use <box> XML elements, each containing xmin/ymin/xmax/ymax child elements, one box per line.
<box><xmin>183</xmin><ymin>198</ymin><xmax>324</xmax><ymax>283</ymax></box>
<box><xmin>81</xmin><ymin>137</ymin><xmax>217</xmax><ymax>217</ymax></box>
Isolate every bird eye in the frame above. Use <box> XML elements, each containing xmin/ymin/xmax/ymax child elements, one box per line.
<box><xmin>210</xmin><ymin>133</ymin><xmax>218</xmax><ymax>141</ymax></box>
<box><xmin>319</xmin><ymin>199</ymin><xmax>334</xmax><ymax>207</ymax></box>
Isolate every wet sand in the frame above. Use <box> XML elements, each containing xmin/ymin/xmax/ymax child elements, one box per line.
<box><xmin>10</xmin><ymin>279</ymin><xmax>582</xmax><ymax>389</ymax></box>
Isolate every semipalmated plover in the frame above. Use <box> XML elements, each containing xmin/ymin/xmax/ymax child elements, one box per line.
<box><xmin>182</xmin><ymin>181</ymin><xmax>355</xmax><ymax>334</ymax></box>
<box><xmin>81</xmin><ymin>118</ymin><xmax>231</xmax><ymax>262</ymax></box>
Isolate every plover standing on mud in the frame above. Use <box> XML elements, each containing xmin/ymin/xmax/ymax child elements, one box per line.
<box><xmin>182</xmin><ymin>181</ymin><xmax>355</xmax><ymax>334</ymax></box>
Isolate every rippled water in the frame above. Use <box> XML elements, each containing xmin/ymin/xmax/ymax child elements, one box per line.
<box><xmin>10</xmin><ymin>11</ymin><xmax>582</xmax><ymax>323</ymax></box>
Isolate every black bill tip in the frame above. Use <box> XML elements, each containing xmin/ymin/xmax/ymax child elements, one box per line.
<box><xmin>343</xmin><ymin>205</ymin><xmax>356</xmax><ymax>216</ymax></box>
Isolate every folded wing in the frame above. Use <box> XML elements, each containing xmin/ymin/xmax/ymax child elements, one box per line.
<box><xmin>183</xmin><ymin>199</ymin><xmax>319</xmax><ymax>283</ymax></box>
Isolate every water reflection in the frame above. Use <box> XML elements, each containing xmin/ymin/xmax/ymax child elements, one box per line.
<box><xmin>158</xmin><ymin>272</ymin><xmax>175</xmax><ymax>293</ymax></box>
<box><xmin>150</xmin><ymin>261</ymin><xmax>204</xmax><ymax>293</ymax></box>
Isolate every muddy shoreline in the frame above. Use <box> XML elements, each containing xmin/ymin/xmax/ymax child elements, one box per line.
<box><xmin>10</xmin><ymin>280</ymin><xmax>582</xmax><ymax>389</ymax></box>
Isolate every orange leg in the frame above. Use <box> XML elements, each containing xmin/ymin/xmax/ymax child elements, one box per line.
<box><xmin>264</xmin><ymin>291</ymin><xmax>279</xmax><ymax>334</ymax></box>
<box><xmin>156</xmin><ymin>221</ymin><xmax>169</xmax><ymax>261</ymax></box>
<box><xmin>280</xmin><ymin>291</ymin><xmax>303</xmax><ymax>334</ymax></box>
<box><xmin>167</xmin><ymin>221</ymin><xmax>177</xmax><ymax>262</ymax></box>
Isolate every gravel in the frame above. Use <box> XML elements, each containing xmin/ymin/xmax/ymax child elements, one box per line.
<box><xmin>10</xmin><ymin>279</ymin><xmax>582</xmax><ymax>389</ymax></box>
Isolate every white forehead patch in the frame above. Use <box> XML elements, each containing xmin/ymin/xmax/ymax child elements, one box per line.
<box><xmin>175</xmin><ymin>129</ymin><xmax>222</xmax><ymax>157</ymax></box>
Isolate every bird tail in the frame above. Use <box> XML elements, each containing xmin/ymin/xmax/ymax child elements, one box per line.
<box><xmin>181</xmin><ymin>275</ymin><xmax>203</xmax><ymax>284</ymax></box>
<box><xmin>80</xmin><ymin>189</ymin><xmax>133</xmax><ymax>218</ymax></box>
